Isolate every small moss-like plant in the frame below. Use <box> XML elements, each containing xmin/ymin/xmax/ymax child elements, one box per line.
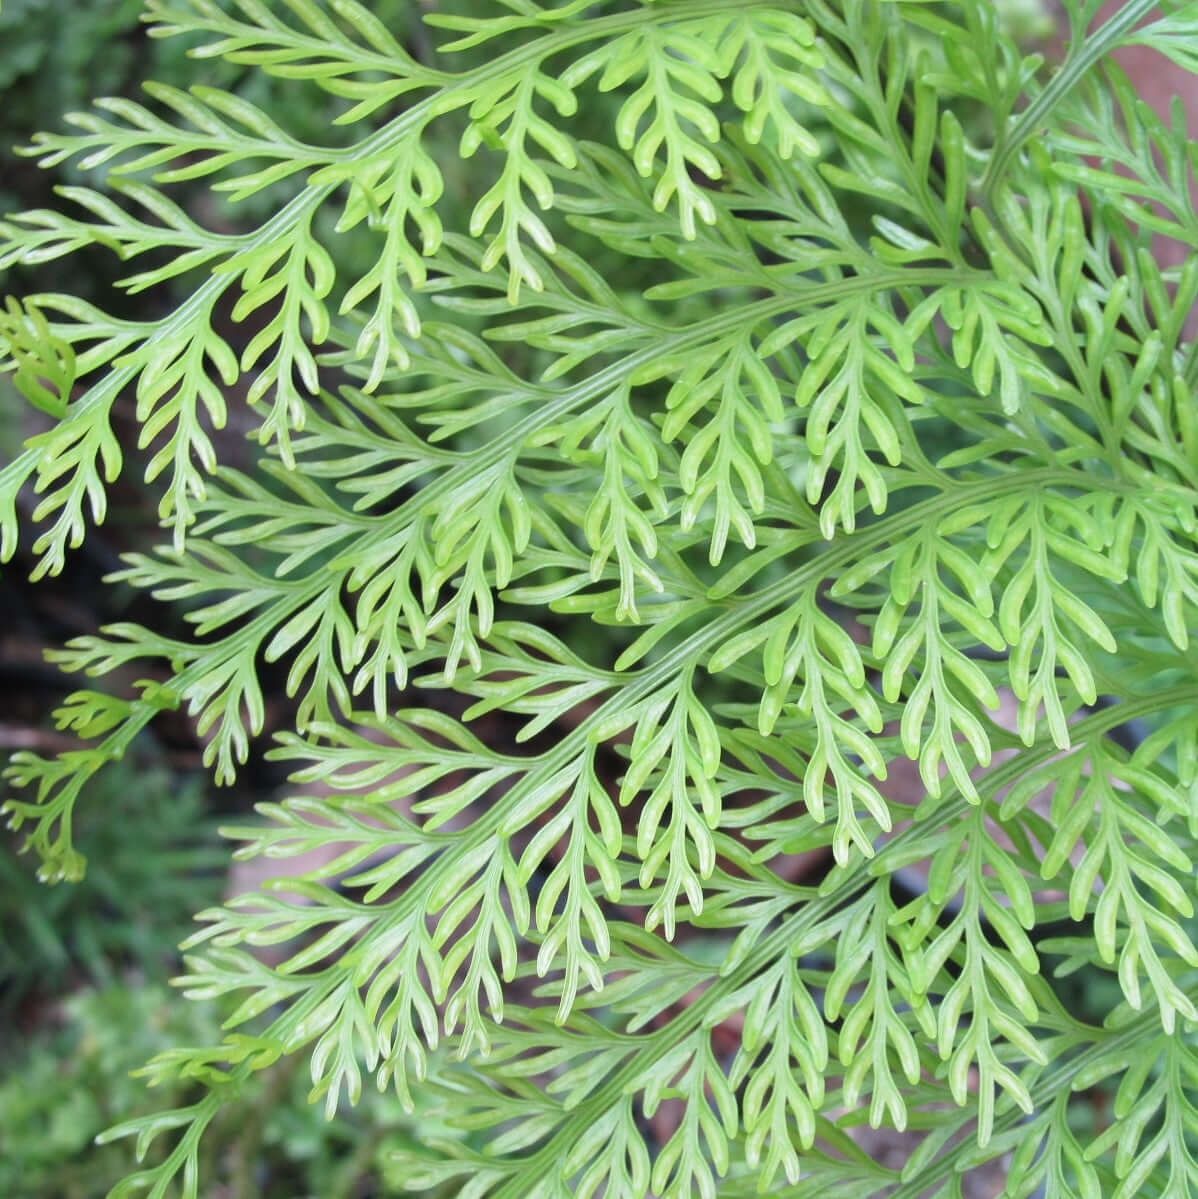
<box><xmin>2</xmin><ymin>1</ymin><xmax>1198</xmax><ymax>1194</ymax></box>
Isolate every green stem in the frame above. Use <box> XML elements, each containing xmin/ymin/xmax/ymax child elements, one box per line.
<box><xmin>979</xmin><ymin>0</ymin><xmax>1159</xmax><ymax>202</ymax></box>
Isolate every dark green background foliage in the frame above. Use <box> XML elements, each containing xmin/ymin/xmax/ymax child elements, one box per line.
<box><xmin>1</xmin><ymin>2</ymin><xmax>1197</xmax><ymax>1197</ymax></box>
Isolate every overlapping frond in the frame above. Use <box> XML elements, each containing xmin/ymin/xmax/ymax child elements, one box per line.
<box><xmin>3</xmin><ymin>1</ymin><xmax>1198</xmax><ymax>1197</ymax></box>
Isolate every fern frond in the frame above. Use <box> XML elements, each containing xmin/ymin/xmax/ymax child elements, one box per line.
<box><xmin>5</xmin><ymin>1</ymin><xmax>1198</xmax><ymax>1196</ymax></box>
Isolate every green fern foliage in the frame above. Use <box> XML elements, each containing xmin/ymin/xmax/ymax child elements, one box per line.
<box><xmin>2</xmin><ymin>0</ymin><xmax>1198</xmax><ymax>1195</ymax></box>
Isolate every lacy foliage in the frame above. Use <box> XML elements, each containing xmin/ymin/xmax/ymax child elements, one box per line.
<box><xmin>2</xmin><ymin>1</ymin><xmax>1197</xmax><ymax>1195</ymax></box>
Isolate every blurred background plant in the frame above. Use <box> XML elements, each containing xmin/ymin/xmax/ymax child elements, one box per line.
<box><xmin>0</xmin><ymin>978</ymin><xmax>445</xmax><ymax>1197</ymax></box>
